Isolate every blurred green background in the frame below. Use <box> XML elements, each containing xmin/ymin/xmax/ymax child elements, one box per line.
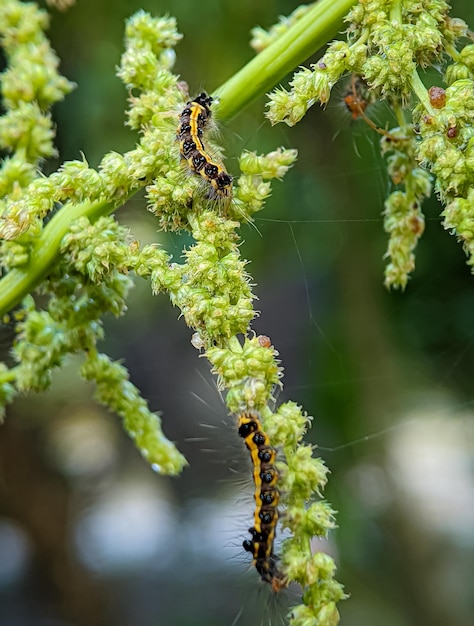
<box><xmin>1</xmin><ymin>1</ymin><xmax>473</xmax><ymax>625</ymax></box>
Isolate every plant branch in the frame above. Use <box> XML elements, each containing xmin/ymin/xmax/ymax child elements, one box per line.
<box><xmin>213</xmin><ymin>0</ymin><xmax>356</xmax><ymax>120</ymax></box>
<box><xmin>0</xmin><ymin>198</ymin><xmax>116</xmax><ymax>315</ymax></box>
<box><xmin>0</xmin><ymin>0</ymin><xmax>357</xmax><ymax>315</ymax></box>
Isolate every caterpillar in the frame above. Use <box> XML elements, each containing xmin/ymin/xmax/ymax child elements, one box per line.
<box><xmin>238</xmin><ymin>410</ymin><xmax>287</xmax><ymax>592</ymax></box>
<box><xmin>177</xmin><ymin>92</ymin><xmax>233</xmax><ymax>201</ymax></box>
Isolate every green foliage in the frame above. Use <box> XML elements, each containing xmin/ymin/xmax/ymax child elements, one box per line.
<box><xmin>2</xmin><ymin>1</ymin><xmax>474</xmax><ymax>624</ymax></box>
<box><xmin>267</xmin><ymin>0</ymin><xmax>474</xmax><ymax>289</ymax></box>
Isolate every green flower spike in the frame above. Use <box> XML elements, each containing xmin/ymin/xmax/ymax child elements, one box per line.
<box><xmin>265</xmin><ymin>0</ymin><xmax>474</xmax><ymax>287</ymax></box>
<box><xmin>0</xmin><ymin>0</ymin><xmax>74</xmax><ymax>236</ymax></box>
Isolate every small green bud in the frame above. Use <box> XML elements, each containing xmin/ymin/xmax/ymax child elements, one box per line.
<box><xmin>322</xmin><ymin>41</ymin><xmax>352</xmax><ymax>77</ymax></box>
<box><xmin>446</xmin><ymin>63</ymin><xmax>471</xmax><ymax>85</ymax></box>
<box><xmin>459</xmin><ymin>44</ymin><xmax>474</xmax><ymax>71</ymax></box>
<box><xmin>304</xmin><ymin>551</ymin><xmax>338</xmax><ymax>586</ymax></box>
<box><xmin>0</xmin><ymin>103</ymin><xmax>56</xmax><ymax>159</ymax></box>
<box><xmin>0</xmin><ymin>155</ymin><xmax>36</xmax><ymax>196</ymax></box>
<box><xmin>311</xmin><ymin>69</ymin><xmax>332</xmax><ymax>105</ymax></box>
<box><xmin>0</xmin><ymin>239</ymin><xmax>30</xmax><ymax>269</ymax></box>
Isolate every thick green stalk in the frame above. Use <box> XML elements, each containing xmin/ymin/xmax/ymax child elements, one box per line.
<box><xmin>0</xmin><ymin>0</ymin><xmax>356</xmax><ymax>315</ymax></box>
<box><xmin>214</xmin><ymin>0</ymin><xmax>356</xmax><ymax>120</ymax></box>
<box><xmin>0</xmin><ymin>198</ymin><xmax>114</xmax><ymax>315</ymax></box>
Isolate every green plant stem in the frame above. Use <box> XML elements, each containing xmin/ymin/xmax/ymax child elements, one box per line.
<box><xmin>410</xmin><ymin>68</ymin><xmax>435</xmax><ymax>115</ymax></box>
<box><xmin>0</xmin><ymin>0</ymin><xmax>357</xmax><ymax>315</ymax></box>
<box><xmin>0</xmin><ymin>198</ymin><xmax>115</xmax><ymax>315</ymax></box>
<box><xmin>393</xmin><ymin>102</ymin><xmax>408</xmax><ymax>129</ymax></box>
<box><xmin>213</xmin><ymin>0</ymin><xmax>356</xmax><ymax>120</ymax></box>
<box><xmin>446</xmin><ymin>43</ymin><xmax>461</xmax><ymax>61</ymax></box>
<box><xmin>389</xmin><ymin>1</ymin><xmax>434</xmax><ymax>116</ymax></box>
<box><xmin>389</xmin><ymin>0</ymin><xmax>403</xmax><ymax>22</ymax></box>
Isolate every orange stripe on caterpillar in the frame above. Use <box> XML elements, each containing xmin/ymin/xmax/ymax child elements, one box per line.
<box><xmin>238</xmin><ymin>410</ymin><xmax>287</xmax><ymax>591</ymax></box>
<box><xmin>177</xmin><ymin>92</ymin><xmax>233</xmax><ymax>200</ymax></box>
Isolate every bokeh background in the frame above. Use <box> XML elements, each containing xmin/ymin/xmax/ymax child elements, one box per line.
<box><xmin>1</xmin><ymin>1</ymin><xmax>474</xmax><ymax>625</ymax></box>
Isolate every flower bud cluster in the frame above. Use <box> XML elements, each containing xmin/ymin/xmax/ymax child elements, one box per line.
<box><xmin>167</xmin><ymin>212</ymin><xmax>256</xmax><ymax>345</ymax></box>
<box><xmin>267</xmin><ymin>1</ymin><xmax>455</xmax><ymax>126</ymax></box>
<box><xmin>81</xmin><ymin>351</ymin><xmax>187</xmax><ymax>475</ymax></box>
<box><xmin>7</xmin><ymin>213</ymin><xmax>187</xmax><ymax>474</ymax></box>
<box><xmin>0</xmin><ymin>11</ymin><xmax>184</xmax><ymax>241</ymax></box>
<box><xmin>233</xmin><ymin>147</ymin><xmax>298</xmax><ymax>219</ymax></box>
<box><xmin>117</xmin><ymin>11</ymin><xmax>182</xmax><ymax>92</ymax></box>
<box><xmin>12</xmin><ymin>215</ymin><xmax>135</xmax><ymax>390</ymax></box>
<box><xmin>264</xmin><ymin>1</ymin><xmax>474</xmax><ymax>287</ymax></box>
<box><xmin>207</xmin><ymin>335</ymin><xmax>282</xmax><ymax>411</ymax></box>
<box><xmin>0</xmin><ymin>145</ymin><xmax>163</xmax><ymax>241</ymax></box>
<box><xmin>0</xmin><ymin>0</ymin><xmax>73</xmax><ymax>195</ymax></box>
<box><xmin>61</xmin><ymin>216</ymin><xmax>134</xmax><ymax>282</ymax></box>
<box><xmin>416</xmin><ymin>79</ymin><xmax>474</xmax><ymax>267</ymax></box>
<box><xmin>381</xmin><ymin>131</ymin><xmax>432</xmax><ymax>289</ymax></box>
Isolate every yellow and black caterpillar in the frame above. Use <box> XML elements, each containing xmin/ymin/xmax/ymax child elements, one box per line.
<box><xmin>238</xmin><ymin>410</ymin><xmax>287</xmax><ymax>592</ymax></box>
<box><xmin>177</xmin><ymin>92</ymin><xmax>233</xmax><ymax>200</ymax></box>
